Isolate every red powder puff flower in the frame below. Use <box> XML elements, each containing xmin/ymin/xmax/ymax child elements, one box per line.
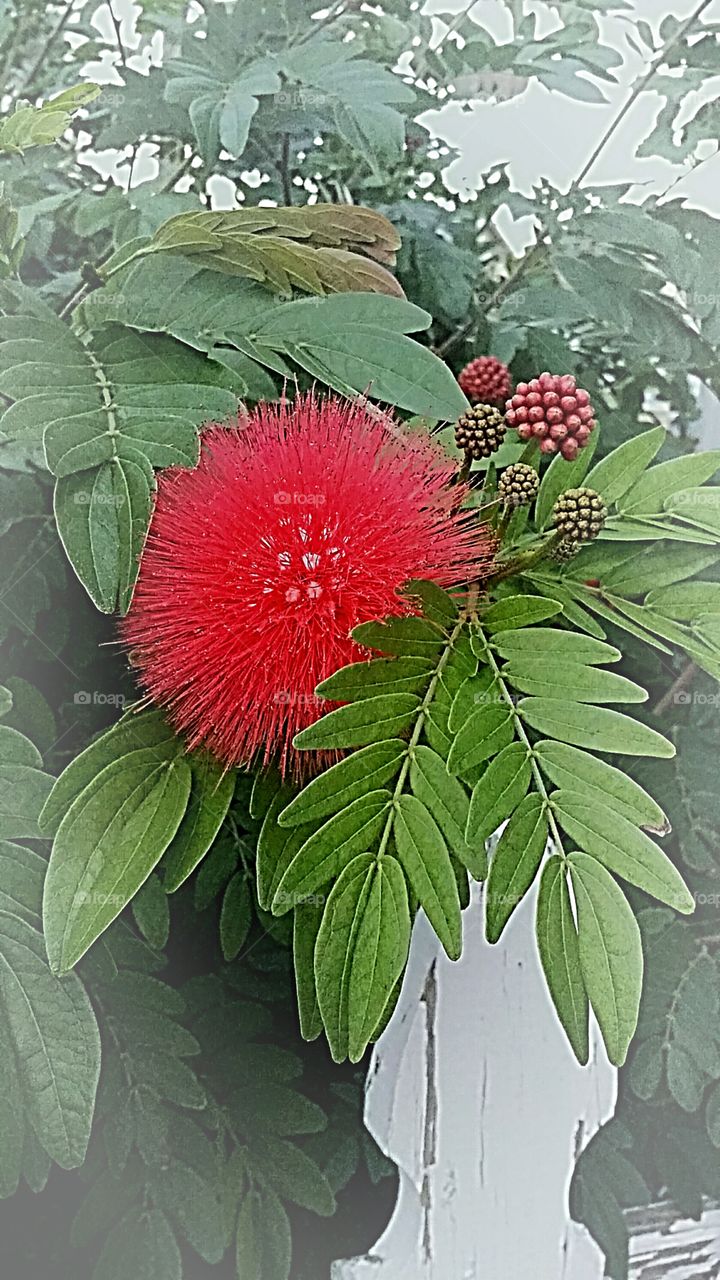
<box><xmin>122</xmin><ymin>394</ymin><xmax>494</xmax><ymax>776</ymax></box>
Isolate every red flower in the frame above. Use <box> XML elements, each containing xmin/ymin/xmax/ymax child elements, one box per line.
<box><xmin>122</xmin><ymin>394</ymin><xmax>494</xmax><ymax>776</ymax></box>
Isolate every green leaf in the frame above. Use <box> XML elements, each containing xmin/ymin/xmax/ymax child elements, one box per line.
<box><xmin>410</xmin><ymin>744</ymin><xmax>487</xmax><ymax>879</ymax></box>
<box><xmin>352</xmin><ymin>615</ymin><xmax>446</xmax><ymax>657</ymax></box>
<box><xmin>504</xmin><ymin>662</ymin><xmax>648</xmax><ymax>704</ymax></box>
<box><xmin>646</xmin><ymin>580</ymin><xmax>720</xmax><ymax>622</ymax></box>
<box><xmin>629</xmin><ymin>1036</ymin><xmax>664</xmax><ymax>1102</ymax></box>
<box><xmin>485</xmin><ymin>793</ymin><xmax>548</xmax><ymax>943</ymax></box>
<box><xmin>132</xmin><ymin>873</ymin><xmax>170</xmax><ymax>949</ymax></box>
<box><xmin>534</xmin><ymin>740</ymin><xmax>668</xmax><ymax>831</ymax></box>
<box><xmin>347</xmin><ymin>855</ymin><xmax>410</xmax><ymax>1061</ymax></box>
<box><xmin>584</xmin><ymin>427</ymin><xmax>666</xmax><ymax>508</ymax></box>
<box><xmin>568</xmin><ymin>853</ymin><xmax>643</xmax><ymax>1067</ymax></box>
<box><xmin>622</xmin><ymin>451</ymin><xmax>720</xmax><ymax>514</ymax></box>
<box><xmin>314</xmin><ymin>854</ymin><xmax>375</xmax><ymax>1061</ymax></box>
<box><xmin>293</xmin><ymin>900</ymin><xmax>324</xmax><ymax>1042</ymax></box>
<box><xmin>0</xmin><ymin>1014</ymin><xmax>23</xmax><ymax>1197</ymax></box>
<box><xmin>236</xmin><ymin>1187</ymin><xmax>291</xmax><ymax>1280</ymax></box>
<box><xmin>279</xmin><ymin>740</ymin><xmax>405</xmax><ymax>828</ymax></box>
<box><xmin>0</xmin><ymin>762</ymin><xmax>54</xmax><ymax>839</ymax></box>
<box><xmin>93</xmin><ymin>1207</ymin><xmax>181</xmax><ymax>1280</ymax></box>
<box><xmin>0</xmin><ymin>84</ymin><xmax>101</xmax><ymax>155</ymax></box>
<box><xmin>519</xmin><ymin>699</ymin><xmax>675</xmax><ymax>757</ymax></box>
<box><xmin>667</xmin><ymin>1044</ymin><xmax>706</xmax><ymax>1112</ymax></box>
<box><xmin>251</xmin><ymin>292</ymin><xmax>468</xmax><ymax>419</ymax></box>
<box><xmin>0</xmin><ymin>912</ymin><xmax>100</xmax><ymax>1168</ymax></box>
<box><xmin>491</xmin><ymin>628</ymin><xmax>620</xmax><ymax>665</ymax></box>
<box><xmin>148</xmin><ymin>205</ymin><xmax>403</xmax><ymax>298</ymax></box>
<box><xmin>536</xmin><ymin>433</ymin><xmax>598</xmax><ymax>528</ymax></box>
<box><xmin>483</xmin><ymin>595</ymin><xmax>563</xmax><ymax>630</ymax></box>
<box><xmin>394</xmin><ymin>794</ymin><xmax>462</xmax><ymax>959</ymax></box>
<box><xmin>256</xmin><ymin>787</ymin><xmax>308</xmax><ymax>910</ymax></box>
<box><xmin>272</xmin><ymin>791</ymin><xmax>391</xmax><ymax>914</ymax></box>
<box><xmin>54</xmin><ymin>456</ymin><xmax>155</xmax><ymax>614</ymax></box>
<box><xmin>466</xmin><ymin>742</ymin><xmax>533</xmax><ymax>845</ymax></box>
<box><xmin>401</xmin><ymin>579</ymin><xmax>460</xmax><ymax>626</ymax></box>
<box><xmin>316</xmin><ymin>657</ymin><xmax>434</xmax><ymax>701</ymax></box>
<box><xmin>252</xmin><ymin>1136</ymin><xmax>336</xmax><ymax>1216</ymax></box>
<box><xmin>39</xmin><ymin>709</ymin><xmax>178</xmax><ymax>837</ymax></box>
<box><xmin>551</xmin><ymin>791</ymin><xmax>693</xmax><ymax>913</ymax></box>
<box><xmin>293</xmin><ymin>694</ymin><xmax>420</xmax><ymax>750</ymax></box>
<box><xmin>0</xmin><ymin>725</ymin><xmax>43</xmax><ymax>768</ymax></box>
<box><xmin>706</xmin><ymin>1082</ymin><xmax>720</xmax><ymax>1148</ymax></box>
<box><xmin>446</xmin><ymin>704</ymin><xmax>515</xmax><ymax>776</ymax></box>
<box><xmin>162</xmin><ymin>753</ymin><xmax>235</xmax><ymax>892</ymax></box>
<box><xmin>219</xmin><ymin>874</ymin><xmax>252</xmax><ymax>962</ymax></box>
<box><xmin>43</xmin><ymin>750</ymin><xmax>192</xmax><ymax>972</ymax></box>
<box><xmin>536</xmin><ymin>857</ymin><xmax>589</xmax><ymax>1064</ymax></box>
<box><xmin>668</xmin><ymin>487</ymin><xmax>720</xmax><ymax>534</ymax></box>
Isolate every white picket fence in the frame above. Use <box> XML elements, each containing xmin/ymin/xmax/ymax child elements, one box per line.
<box><xmin>333</xmin><ymin>882</ymin><xmax>617</xmax><ymax>1280</ymax></box>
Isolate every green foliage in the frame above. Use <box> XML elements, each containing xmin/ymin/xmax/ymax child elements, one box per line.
<box><xmin>1</xmin><ymin>0</ymin><xmax>720</xmax><ymax>1271</ymax></box>
<box><xmin>280</xmin><ymin>581</ymin><xmax>686</xmax><ymax>1067</ymax></box>
<box><xmin>0</xmin><ymin>85</ymin><xmax>100</xmax><ymax>155</ymax></box>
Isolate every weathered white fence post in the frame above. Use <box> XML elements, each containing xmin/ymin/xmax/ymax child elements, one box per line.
<box><xmin>333</xmin><ymin>883</ymin><xmax>616</xmax><ymax>1280</ymax></box>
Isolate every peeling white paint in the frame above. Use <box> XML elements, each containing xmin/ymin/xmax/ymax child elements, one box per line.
<box><xmin>333</xmin><ymin>883</ymin><xmax>616</xmax><ymax>1280</ymax></box>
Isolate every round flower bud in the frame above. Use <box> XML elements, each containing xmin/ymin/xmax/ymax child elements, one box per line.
<box><xmin>497</xmin><ymin>462</ymin><xmax>540</xmax><ymax>509</ymax></box>
<box><xmin>552</xmin><ymin>487</ymin><xmax>607</xmax><ymax>544</ymax></box>
<box><xmin>454</xmin><ymin>403</ymin><xmax>507</xmax><ymax>460</ymax></box>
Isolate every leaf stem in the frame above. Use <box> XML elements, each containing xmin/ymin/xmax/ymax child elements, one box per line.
<box><xmin>472</xmin><ymin>619</ymin><xmax>565</xmax><ymax>857</ymax></box>
<box><xmin>376</xmin><ymin>613</ymin><xmax>468</xmax><ymax>859</ymax></box>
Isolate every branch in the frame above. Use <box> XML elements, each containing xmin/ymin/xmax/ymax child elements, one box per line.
<box><xmin>16</xmin><ymin>0</ymin><xmax>76</xmax><ymax>96</ymax></box>
<box><xmin>433</xmin><ymin>0</ymin><xmax>714</xmax><ymax>361</ymax></box>
<box><xmin>653</xmin><ymin>661</ymin><xmax>697</xmax><ymax>718</ymax></box>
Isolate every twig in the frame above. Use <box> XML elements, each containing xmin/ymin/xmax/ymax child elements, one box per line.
<box><xmin>653</xmin><ymin>660</ymin><xmax>697</xmax><ymax>718</ymax></box>
<box><xmin>107</xmin><ymin>0</ymin><xmax>127</xmax><ymax>68</ymax></box>
<box><xmin>278</xmin><ymin>133</ymin><xmax>293</xmax><ymax>205</ymax></box>
<box><xmin>574</xmin><ymin>0</ymin><xmax>713</xmax><ymax>190</ymax></box>
<box><xmin>433</xmin><ymin>0</ymin><xmax>713</xmax><ymax>362</ymax></box>
<box><xmin>16</xmin><ymin>0</ymin><xmax>75</xmax><ymax>95</ymax></box>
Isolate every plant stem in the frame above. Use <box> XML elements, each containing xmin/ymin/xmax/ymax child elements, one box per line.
<box><xmin>376</xmin><ymin>613</ymin><xmax>468</xmax><ymax>859</ymax></box>
<box><xmin>278</xmin><ymin>133</ymin><xmax>294</xmax><ymax>205</ymax></box>
<box><xmin>486</xmin><ymin>531</ymin><xmax>562</xmax><ymax>586</ymax></box>
<box><xmin>472</xmin><ymin>619</ymin><xmax>565</xmax><ymax>857</ymax></box>
<box><xmin>653</xmin><ymin>660</ymin><xmax>697</xmax><ymax>717</ymax></box>
<box><xmin>107</xmin><ymin>0</ymin><xmax>127</xmax><ymax>68</ymax></box>
<box><xmin>17</xmin><ymin>0</ymin><xmax>75</xmax><ymax>96</ymax></box>
<box><xmin>574</xmin><ymin>0</ymin><xmax>713</xmax><ymax>190</ymax></box>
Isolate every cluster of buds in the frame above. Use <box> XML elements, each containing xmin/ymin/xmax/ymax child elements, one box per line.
<box><xmin>505</xmin><ymin>373</ymin><xmax>596</xmax><ymax>460</ymax></box>
<box><xmin>552</xmin><ymin>488</ymin><xmax>607</xmax><ymax>544</ymax></box>
<box><xmin>454</xmin><ymin>403</ymin><xmax>506</xmax><ymax>459</ymax></box>
<box><xmin>498</xmin><ymin>462</ymin><xmax>539</xmax><ymax>509</ymax></box>
<box><xmin>458</xmin><ymin>356</ymin><xmax>512</xmax><ymax>407</ymax></box>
